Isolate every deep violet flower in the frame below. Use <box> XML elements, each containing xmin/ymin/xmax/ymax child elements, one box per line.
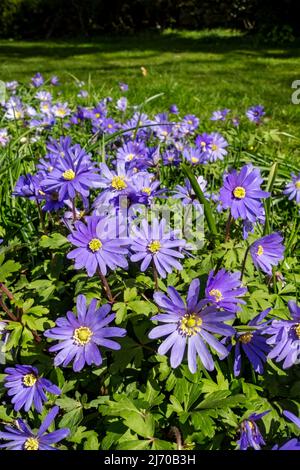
<box><xmin>246</xmin><ymin>105</ymin><xmax>265</xmax><ymax>123</ymax></box>
<box><xmin>0</xmin><ymin>406</ymin><xmax>69</xmax><ymax>450</ymax></box>
<box><xmin>4</xmin><ymin>365</ymin><xmax>61</xmax><ymax>413</ymax></box>
<box><xmin>266</xmin><ymin>300</ymin><xmax>300</xmax><ymax>369</ymax></box>
<box><xmin>250</xmin><ymin>233</ymin><xmax>285</xmax><ymax>275</ymax></box>
<box><xmin>130</xmin><ymin>218</ymin><xmax>186</xmax><ymax>278</ymax></box>
<box><xmin>44</xmin><ymin>295</ymin><xmax>126</xmax><ymax>371</ymax></box>
<box><xmin>283</xmin><ymin>172</ymin><xmax>300</xmax><ymax>204</ymax></box>
<box><xmin>205</xmin><ymin>269</ymin><xmax>247</xmax><ymax>313</ymax></box>
<box><xmin>67</xmin><ymin>215</ymin><xmax>129</xmax><ymax>277</ymax></box>
<box><xmin>219</xmin><ymin>164</ymin><xmax>270</xmax><ymax>222</ymax></box>
<box><xmin>237</xmin><ymin>411</ymin><xmax>270</xmax><ymax>450</ymax></box>
<box><xmin>149</xmin><ymin>279</ymin><xmax>234</xmax><ymax>372</ymax></box>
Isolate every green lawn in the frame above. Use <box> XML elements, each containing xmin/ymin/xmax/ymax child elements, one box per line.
<box><xmin>1</xmin><ymin>29</ymin><xmax>300</xmax><ymax>140</ymax></box>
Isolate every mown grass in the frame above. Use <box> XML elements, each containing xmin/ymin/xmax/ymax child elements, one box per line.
<box><xmin>0</xmin><ymin>28</ymin><xmax>300</xmax><ymax>137</ymax></box>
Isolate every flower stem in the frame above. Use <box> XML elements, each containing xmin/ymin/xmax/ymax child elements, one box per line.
<box><xmin>225</xmin><ymin>213</ymin><xmax>233</xmax><ymax>242</ymax></box>
<box><xmin>152</xmin><ymin>261</ymin><xmax>159</xmax><ymax>291</ymax></box>
<box><xmin>98</xmin><ymin>269</ymin><xmax>114</xmax><ymax>303</ymax></box>
<box><xmin>240</xmin><ymin>244</ymin><xmax>251</xmax><ymax>281</ymax></box>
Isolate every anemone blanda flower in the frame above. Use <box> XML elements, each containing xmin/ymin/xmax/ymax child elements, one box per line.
<box><xmin>67</xmin><ymin>215</ymin><xmax>129</xmax><ymax>277</ymax></box>
<box><xmin>13</xmin><ymin>174</ymin><xmax>42</xmax><ymax>199</ymax></box>
<box><xmin>205</xmin><ymin>269</ymin><xmax>247</xmax><ymax>313</ymax></box>
<box><xmin>283</xmin><ymin>410</ymin><xmax>300</xmax><ymax>429</ymax></box>
<box><xmin>119</xmin><ymin>82</ymin><xmax>128</xmax><ymax>92</ymax></box>
<box><xmin>210</xmin><ymin>109</ymin><xmax>230</xmax><ymax>121</ymax></box>
<box><xmin>0</xmin><ymin>406</ymin><xmax>69</xmax><ymax>451</ymax></box>
<box><xmin>173</xmin><ymin>175</ymin><xmax>208</xmax><ymax>215</ymax></box>
<box><xmin>0</xmin><ymin>128</ymin><xmax>10</xmax><ymax>147</ymax></box>
<box><xmin>219</xmin><ymin>164</ymin><xmax>270</xmax><ymax>222</ymax></box>
<box><xmin>44</xmin><ymin>295</ymin><xmax>126</xmax><ymax>371</ymax></box>
<box><xmin>250</xmin><ymin>232</ymin><xmax>284</xmax><ymax>275</ymax></box>
<box><xmin>41</xmin><ymin>148</ymin><xmax>101</xmax><ymax>201</ymax></box>
<box><xmin>148</xmin><ymin>279</ymin><xmax>234</xmax><ymax>372</ymax></box>
<box><xmin>246</xmin><ymin>105</ymin><xmax>265</xmax><ymax>123</ymax></box>
<box><xmin>266</xmin><ymin>300</ymin><xmax>300</xmax><ymax>369</ymax></box>
<box><xmin>283</xmin><ymin>172</ymin><xmax>300</xmax><ymax>204</ymax></box>
<box><xmin>169</xmin><ymin>104</ymin><xmax>179</xmax><ymax>114</ymax></box>
<box><xmin>116</xmin><ymin>141</ymin><xmax>145</xmax><ymax>164</ymax></box>
<box><xmin>206</xmin><ymin>132</ymin><xmax>228</xmax><ymax>162</ymax></box>
<box><xmin>183</xmin><ymin>146</ymin><xmax>205</xmax><ymax>165</ymax></box>
<box><xmin>52</xmin><ymin>102</ymin><xmax>71</xmax><ymax>119</ymax></box>
<box><xmin>4</xmin><ymin>365</ymin><xmax>61</xmax><ymax>413</ymax></box>
<box><xmin>273</xmin><ymin>439</ymin><xmax>300</xmax><ymax>450</ymax></box>
<box><xmin>130</xmin><ymin>218</ymin><xmax>186</xmax><ymax>278</ymax></box>
<box><xmin>230</xmin><ymin>309</ymin><xmax>271</xmax><ymax>376</ymax></box>
<box><xmin>237</xmin><ymin>411</ymin><xmax>269</xmax><ymax>450</ymax></box>
<box><xmin>31</xmin><ymin>72</ymin><xmax>44</xmax><ymax>88</ymax></box>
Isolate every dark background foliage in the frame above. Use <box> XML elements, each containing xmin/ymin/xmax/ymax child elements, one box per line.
<box><xmin>0</xmin><ymin>0</ymin><xmax>299</xmax><ymax>39</ymax></box>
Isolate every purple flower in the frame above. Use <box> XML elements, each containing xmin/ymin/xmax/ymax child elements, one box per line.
<box><xmin>52</xmin><ymin>102</ymin><xmax>70</xmax><ymax>119</ymax></box>
<box><xmin>0</xmin><ymin>128</ymin><xmax>10</xmax><ymax>147</ymax></box>
<box><xmin>173</xmin><ymin>175</ymin><xmax>208</xmax><ymax>213</ymax></box>
<box><xmin>162</xmin><ymin>149</ymin><xmax>181</xmax><ymax>166</ymax></box>
<box><xmin>266</xmin><ymin>300</ymin><xmax>300</xmax><ymax>368</ymax></box>
<box><xmin>250</xmin><ymin>233</ymin><xmax>284</xmax><ymax>275</ymax></box>
<box><xmin>31</xmin><ymin>73</ymin><xmax>44</xmax><ymax>87</ymax></box>
<box><xmin>283</xmin><ymin>410</ymin><xmax>300</xmax><ymax>429</ymax></box>
<box><xmin>50</xmin><ymin>75</ymin><xmax>60</xmax><ymax>86</ymax></box>
<box><xmin>195</xmin><ymin>132</ymin><xmax>213</xmax><ymax>155</ymax></box>
<box><xmin>169</xmin><ymin>104</ymin><xmax>179</xmax><ymax>114</ymax></box>
<box><xmin>148</xmin><ymin>279</ymin><xmax>234</xmax><ymax>372</ymax></box>
<box><xmin>231</xmin><ymin>309</ymin><xmax>271</xmax><ymax>376</ymax></box>
<box><xmin>13</xmin><ymin>174</ymin><xmax>42</xmax><ymax>200</ymax></box>
<box><xmin>283</xmin><ymin>172</ymin><xmax>300</xmax><ymax>204</ymax></box>
<box><xmin>116</xmin><ymin>141</ymin><xmax>145</xmax><ymax>164</ymax></box>
<box><xmin>219</xmin><ymin>164</ymin><xmax>270</xmax><ymax>222</ymax></box>
<box><xmin>181</xmin><ymin>114</ymin><xmax>199</xmax><ymax>133</ymax></box>
<box><xmin>130</xmin><ymin>218</ymin><xmax>186</xmax><ymax>278</ymax></box>
<box><xmin>67</xmin><ymin>215</ymin><xmax>129</xmax><ymax>276</ymax></box>
<box><xmin>210</xmin><ymin>109</ymin><xmax>230</xmax><ymax>121</ymax></box>
<box><xmin>205</xmin><ymin>269</ymin><xmax>247</xmax><ymax>313</ymax></box>
<box><xmin>41</xmin><ymin>147</ymin><xmax>100</xmax><ymax>201</ymax></box>
<box><xmin>206</xmin><ymin>132</ymin><xmax>228</xmax><ymax>162</ymax></box>
<box><xmin>0</xmin><ymin>406</ymin><xmax>69</xmax><ymax>450</ymax></box>
<box><xmin>183</xmin><ymin>146</ymin><xmax>205</xmax><ymax>165</ymax></box>
<box><xmin>44</xmin><ymin>295</ymin><xmax>126</xmax><ymax>371</ymax></box>
<box><xmin>237</xmin><ymin>411</ymin><xmax>269</xmax><ymax>450</ymax></box>
<box><xmin>273</xmin><ymin>439</ymin><xmax>300</xmax><ymax>450</ymax></box>
<box><xmin>4</xmin><ymin>365</ymin><xmax>61</xmax><ymax>413</ymax></box>
<box><xmin>119</xmin><ymin>82</ymin><xmax>128</xmax><ymax>92</ymax></box>
<box><xmin>116</xmin><ymin>97</ymin><xmax>128</xmax><ymax>112</ymax></box>
<box><xmin>246</xmin><ymin>105</ymin><xmax>265</xmax><ymax>123</ymax></box>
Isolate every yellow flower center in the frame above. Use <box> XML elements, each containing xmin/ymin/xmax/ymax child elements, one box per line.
<box><xmin>239</xmin><ymin>333</ymin><xmax>253</xmax><ymax>344</ymax></box>
<box><xmin>256</xmin><ymin>245</ymin><xmax>264</xmax><ymax>256</ymax></box>
<box><xmin>187</xmin><ymin>120</ymin><xmax>193</xmax><ymax>125</ymax></box>
<box><xmin>95</xmin><ymin>113</ymin><xmax>100</xmax><ymax>118</ymax></box>
<box><xmin>14</xmin><ymin>110</ymin><xmax>22</xmax><ymax>119</ymax></box>
<box><xmin>294</xmin><ymin>323</ymin><xmax>300</xmax><ymax>339</ymax></box>
<box><xmin>107</xmin><ymin>124</ymin><xmax>113</xmax><ymax>129</ymax></box>
<box><xmin>56</xmin><ymin>108</ymin><xmax>66</xmax><ymax>117</ymax></box>
<box><xmin>296</xmin><ymin>181</ymin><xmax>300</xmax><ymax>189</ymax></box>
<box><xmin>23</xmin><ymin>374</ymin><xmax>37</xmax><ymax>387</ymax></box>
<box><xmin>73</xmin><ymin>326</ymin><xmax>93</xmax><ymax>346</ymax></box>
<box><xmin>62</xmin><ymin>169</ymin><xmax>75</xmax><ymax>180</ymax></box>
<box><xmin>191</xmin><ymin>157</ymin><xmax>199</xmax><ymax>163</ymax></box>
<box><xmin>179</xmin><ymin>314</ymin><xmax>202</xmax><ymax>337</ymax></box>
<box><xmin>233</xmin><ymin>186</ymin><xmax>246</xmax><ymax>199</ymax></box>
<box><xmin>47</xmin><ymin>165</ymin><xmax>54</xmax><ymax>172</ymax></box>
<box><xmin>88</xmin><ymin>238</ymin><xmax>102</xmax><ymax>252</ymax></box>
<box><xmin>200</xmin><ymin>141</ymin><xmax>206</xmax><ymax>147</ymax></box>
<box><xmin>141</xmin><ymin>187</ymin><xmax>151</xmax><ymax>195</ymax></box>
<box><xmin>111</xmin><ymin>176</ymin><xmax>127</xmax><ymax>190</ymax></box>
<box><xmin>211</xmin><ymin>144</ymin><xmax>218</xmax><ymax>151</ymax></box>
<box><xmin>209</xmin><ymin>289</ymin><xmax>223</xmax><ymax>302</ymax></box>
<box><xmin>148</xmin><ymin>240</ymin><xmax>161</xmax><ymax>253</ymax></box>
<box><xmin>24</xmin><ymin>438</ymin><xmax>39</xmax><ymax>451</ymax></box>
<box><xmin>127</xmin><ymin>153</ymin><xmax>135</xmax><ymax>161</ymax></box>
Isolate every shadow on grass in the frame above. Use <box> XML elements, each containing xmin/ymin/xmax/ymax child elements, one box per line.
<box><xmin>0</xmin><ymin>32</ymin><xmax>300</xmax><ymax>60</ymax></box>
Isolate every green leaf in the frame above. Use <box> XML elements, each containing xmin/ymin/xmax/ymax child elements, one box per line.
<box><xmin>0</xmin><ymin>260</ymin><xmax>21</xmax><ymax>281</ymax></box>
<box><xmin>39</xmin><ymin>233</ymin><xmax>68</xmax><ymax>249</ymax></box>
